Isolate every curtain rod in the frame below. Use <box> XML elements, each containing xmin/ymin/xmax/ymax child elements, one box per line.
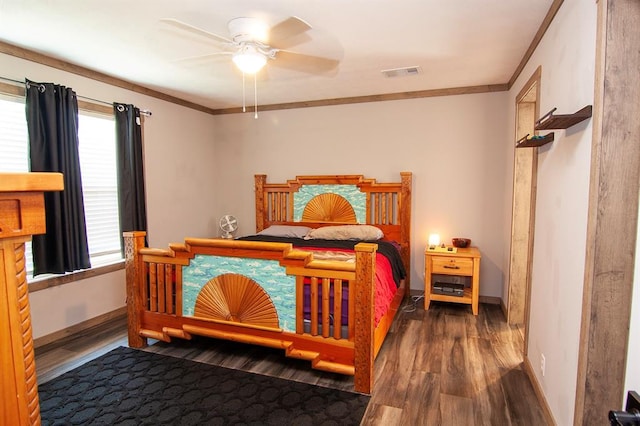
<box><xmin>0</xmin><ymin>75</ymin><xmax>152</xmax><ymax>116</ymax></box>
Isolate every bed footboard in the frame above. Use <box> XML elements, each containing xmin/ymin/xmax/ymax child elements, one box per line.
<box><xmin>124</xmin><ymin>231</ymin><xmax>378</xmax><ymax>393</ymax></box>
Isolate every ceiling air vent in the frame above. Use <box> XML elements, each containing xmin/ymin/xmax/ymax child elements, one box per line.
<box><xmin>381</xmin><ymin>66</ymin><xmax>422</xmax><ymax>78</ymax></box>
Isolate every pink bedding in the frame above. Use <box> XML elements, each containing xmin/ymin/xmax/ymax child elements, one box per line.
<box><xmin>300</xmin><ymin>247</ymin><xmax>398</xmax><ymax>326</ymax></box>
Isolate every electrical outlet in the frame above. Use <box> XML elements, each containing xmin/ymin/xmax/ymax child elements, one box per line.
<box><xmin>541</xmin><ymin>354</ymin><xmax>546</xmax><ymax>376</ymax></box>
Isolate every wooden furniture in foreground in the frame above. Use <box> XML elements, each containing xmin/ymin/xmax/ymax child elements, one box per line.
<box><xmin>0</xmin><ymin>172</ymin><xmax>63</xmax><ymax>426</ymax></box>
<box><xmin>424</xmin><ymin>246</ymin><xmax>481</xmax><ymax>315</ymax></box>
<box><xmin>125</xmin><ymin>172</ymin><xmax>412</xmax><ymax>394</ymax></box>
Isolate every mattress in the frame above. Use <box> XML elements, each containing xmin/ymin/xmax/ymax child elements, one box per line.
<box><xmin>237</xmin><ymin>235</ymin><xmax>406</xmax><ymax>326</ymax></box>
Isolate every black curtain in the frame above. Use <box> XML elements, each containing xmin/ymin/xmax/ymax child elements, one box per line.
<box><xmin>114</xmin><ymin>103</ymin><xmax>148</xmax><ymax>251</ymax></box>
<box><xmin>25</xmin><ymin>79</ymin><xmax>91</xmax><ymax>275</ymax></box>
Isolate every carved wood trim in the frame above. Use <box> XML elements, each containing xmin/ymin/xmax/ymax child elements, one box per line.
<box><xmin>14</xmin><ymin>241</ymin><xmax>40</xmax><ymax>424</ymax></box>
<box><xmin>1</xmin><ymin>174</ymin><xmax>62</xmax><ymax>426</ymax></box>
<box><xmin>124</xmin><ymin>231</ymin><xmax>147</xmax><ymax>348</ymax></box>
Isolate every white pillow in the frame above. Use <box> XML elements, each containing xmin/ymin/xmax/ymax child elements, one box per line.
<box><xmin>304</xmin><ymin>225</ymin><xmax>384</xmax><ymax>241</ymax></box>
<box><xmin>257</xmin><ymin>225</ymin><xmax>312</xmax><ymax>238</ymax></box>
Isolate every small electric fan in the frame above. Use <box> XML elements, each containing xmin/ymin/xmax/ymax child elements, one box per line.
<box><xmin>219</xmin><ymin>215</ymin><xmax>238</xmax><ymax>239</ymax></box>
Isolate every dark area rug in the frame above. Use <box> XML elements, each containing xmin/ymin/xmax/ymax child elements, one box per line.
<box><xmin>38</xmin><ymin>346</ymin><xmax>369</xmax><ymax>426</ymax></box>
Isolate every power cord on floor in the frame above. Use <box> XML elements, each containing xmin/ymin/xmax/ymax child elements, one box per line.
<box><xmin>402</xmin><ymin>293</ymin><xmax>425</xmax><ymax>313</ymax></box>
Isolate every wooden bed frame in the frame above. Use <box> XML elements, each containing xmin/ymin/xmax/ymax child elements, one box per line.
<box><xmin>125</xmin><ymin>172</ymin><xmax>412</xmax><ymax>394</ymax></box>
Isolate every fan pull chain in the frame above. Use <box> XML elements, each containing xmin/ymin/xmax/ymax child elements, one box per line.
<box><xmin>254</xmin><ymin>73</ymin><xmax>258</xmax><ymax>119</ymax></box>
<box><xmin>242</xmin><ymin>72</ymin><xmax>246</xmax><ymax>113</ymax></box>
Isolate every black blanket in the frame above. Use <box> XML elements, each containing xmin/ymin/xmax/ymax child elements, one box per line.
<box><xmin>237</xmin><ymin>235</ymin><xmax>406</xmax><ymax>287</ymax></box>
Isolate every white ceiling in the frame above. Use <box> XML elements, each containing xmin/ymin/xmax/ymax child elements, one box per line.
<box><xmin>0</xmin><ymin>1</ymin><xmax>553</xmax><ymax>111</ymax></box>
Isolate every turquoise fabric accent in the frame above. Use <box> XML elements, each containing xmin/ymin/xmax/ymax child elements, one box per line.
<box><xmin>182</xmin><ymin>255</ymin><xmax>296</xmax><ymax>332</ymax></box>
<box><xmin>293</xmin><ymin>184</ymin><xmax>366</xmax><ymax>223</ymax></box>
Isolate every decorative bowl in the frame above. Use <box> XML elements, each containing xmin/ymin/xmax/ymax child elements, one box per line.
<box><xmin>452</xmin><ymin>238</ymin><xmax>471</xmax><ymax>248</ymax></box>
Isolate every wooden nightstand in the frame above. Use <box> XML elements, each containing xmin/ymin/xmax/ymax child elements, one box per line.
<box><xmin>424</xmin><ymin>246</ymin><xmax>481</xmax><ymax>315</ymax></box>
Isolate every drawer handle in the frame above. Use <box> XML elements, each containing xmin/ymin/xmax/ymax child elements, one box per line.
<box><xmin>443</xmin><ymin>265</ymin><xmax>460</xmax><ymax>269</ymax></box>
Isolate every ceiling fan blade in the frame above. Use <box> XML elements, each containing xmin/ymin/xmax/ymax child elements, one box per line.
<box><xmin>271</xmin><ymin>50</ymin><xmax>340</xmax><ymax>75</ymax></box>
<box><xmin>161</xmin><ymin>18</ymin><xmax>233</xmax><ymax>44</ymax></box>
<box><xmin>268</xmin><ymin>16</ymin><xmax>312</xmax><ymax>48</ymax></box>
<box><xmin>173</xmin><ymin>51</ymin><xmax>233</xmax><ymax>64</ymax></box>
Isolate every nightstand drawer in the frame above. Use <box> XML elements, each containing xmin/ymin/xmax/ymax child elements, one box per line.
<box><xmin>431</xmin><ymin>256</ymin><xmax>474</xmax><ymax>276</ymax></box>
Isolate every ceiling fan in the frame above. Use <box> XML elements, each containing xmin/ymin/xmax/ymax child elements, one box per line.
<box><xmin>161</xmin><ymin>16</ymin><xmax>340</xmax><ymax>76</ymax></box>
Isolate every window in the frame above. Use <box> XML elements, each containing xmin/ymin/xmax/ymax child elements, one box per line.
<box><xmin>0</xmin><ymin>92</ymin><xmax>122</xmax><ymax>278</ymax></box>
<box><xmin>77</xmin><ymin>113</ymin><xmax>121</xmax><ymax>259</ymax></box>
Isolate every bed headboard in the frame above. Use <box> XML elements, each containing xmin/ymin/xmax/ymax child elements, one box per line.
<box><xmin>254</xmin><ymin>173</ymin><xmax>412</xmax><ymax>283</ymax></box>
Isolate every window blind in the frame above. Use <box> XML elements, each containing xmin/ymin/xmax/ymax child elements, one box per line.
<box><xmin>77</xmin><ymin>114</ymin><xmax>121</xmax><ymax>257</ymax></box>
<box><xmin>0</xmin><ymin>94</ymin><xmax>122</xmax><ymax>276</ymax></box>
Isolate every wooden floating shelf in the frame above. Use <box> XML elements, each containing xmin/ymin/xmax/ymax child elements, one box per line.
<box><xmin>516</xmin><ymin>133</ymin><xmax>555</xmax><ymax>148</ymax></box>
<box><xmin>535</xmin><ymin>105</ymin><xmax>593</xmax><ymax>130</ymax></box>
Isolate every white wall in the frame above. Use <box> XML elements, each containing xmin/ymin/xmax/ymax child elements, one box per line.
<box><xmin>1</xmin><ymin>48</ymin><xmax>510</xmax><ymax>335</ymax></box>
<box><xmin>505</xmin><ymin>0</ymin><xmax>597</xmax><ymax>424</ymax></box>
<box><xmin>211</xmin><ymin>92</ymin><xmax>510</xmax><ymax>297</ymax></box>
<box><xmin>0</xmin><ymin>52</ymin><xmax>218</xmax><ymax>339</ymax></box>
<box><xmin>28</xmin><ymin>270</ymin><xmax>126</xmax><ymax>338</ymax></box>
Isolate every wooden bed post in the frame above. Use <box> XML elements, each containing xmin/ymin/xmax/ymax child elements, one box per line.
<box><xmin>124</xmin><ymin>231</ymin><xmax>147</xmax><ymax>348</ymax></box>
<box><xmin>1</xmin><ymin>172</ymin><xmax>63</xmax><ymax>426</ymax></box>
<box><xmin>400</xmin><ymin>172</ymin><xmax>412</xmax><ymax>290</ymax></box>
<box><xmin>255</xmin><ymin>174</ymin><xmax>267</xmax><ymax>232</ymax></box>
<box><xmin>353</xmin><ymin>242</ymin><xmax>377</xmax><ymax>394</ymax></box>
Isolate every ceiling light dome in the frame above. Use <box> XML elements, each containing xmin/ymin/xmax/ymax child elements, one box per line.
<box><xmin>232</xmin><ymin>45</ymin><xmax>267</xmax><ymax>74</ymax></box>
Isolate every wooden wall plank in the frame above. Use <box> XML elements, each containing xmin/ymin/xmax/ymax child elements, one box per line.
<box><xmin>575</xmin><ymin>0</ymin><xmax>640</xmax><ymax>423</ymax></box>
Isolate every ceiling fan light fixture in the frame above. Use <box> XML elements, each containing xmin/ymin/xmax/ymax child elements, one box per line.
<box><xmin>232</xmin><ymin>45</ymin><xmax>267</xmax><ymax>74</ymax></box>
<box><xmin>228</xmin><ymin>17</ymin><xmax>269</xmax><ymax>43</ymax></box>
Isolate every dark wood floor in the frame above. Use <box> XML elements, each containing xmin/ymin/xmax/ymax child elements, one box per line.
<box><xmin>35</xmin><ymin>300</ymin><xmax>549</xmax><ymax>425</ymax></box>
